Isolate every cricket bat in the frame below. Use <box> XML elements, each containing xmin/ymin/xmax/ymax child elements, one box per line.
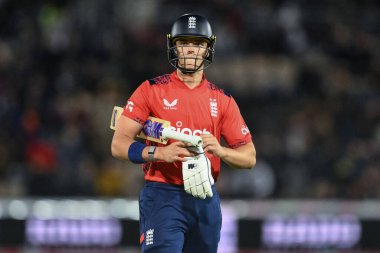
<box><xmin>110</xmin><ymin>106</ymin><xmax>203</xmax><ymax>146</ymax></box>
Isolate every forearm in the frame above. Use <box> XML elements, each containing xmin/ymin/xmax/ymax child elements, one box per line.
<box><xmin>112</xmin><ymin>134</ymin><xmax>193</xmax><ymax>163</ymax></box>
<box><xmin>111</xmin><ymin>116</ymin><xmax>143</xmax><ymax>161</ymax></box>
<box><xmin>219</xmin><ymin>143</ymin><xmax>256</xmax><ymax>169</ymax></box>
<box><xmin>111</xmin><ymin>136</ymin><xmax>134</xmax><ymax>160</ymax></box>
<box><xmin>112</xmin><ymin>136</ymin><xmax>155</xmax><ymax>161</ymax></box>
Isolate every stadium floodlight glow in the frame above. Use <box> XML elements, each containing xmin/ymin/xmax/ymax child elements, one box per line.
<box><xmin>8</xmin><ymin>200</ymin><xmax>28</xmax><ymax>220</ymax></box>
<box><xmin>33</xmin><ymin>200</ymin><xmax>55</xmax><ymax>219</ymax></box>
<box><xmin>81</xmin><ymin>199</ymin><xmax>109</xmax><ymax>219</ymax></box>
<box><xmin>109</xmin><ymin>199</ymin><xmax>139</xmax><ymax>220</ymax></box>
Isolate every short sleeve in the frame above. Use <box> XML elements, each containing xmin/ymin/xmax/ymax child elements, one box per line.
<box><xmin>122</xmin><ymin>81</ymin><xmax>150</xmax><ymax>125</ymax></box>
<box><xmin>221</xmin><ymin>96</ymin><xmax>252</xmax><ymax>148</ymax></box>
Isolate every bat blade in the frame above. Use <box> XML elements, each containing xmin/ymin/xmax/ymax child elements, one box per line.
<box><xmin>110</xmin><ymin>106</ymin><xmax>202</xmax><ymax>146</ymax></box>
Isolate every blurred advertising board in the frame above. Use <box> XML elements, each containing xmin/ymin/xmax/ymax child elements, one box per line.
<box><xmin>0</xmin><ymin>199</ymin><xmax>379</xmax><ymax>250</ymax></box>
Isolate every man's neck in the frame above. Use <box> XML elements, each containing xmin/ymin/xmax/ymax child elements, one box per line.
<box><xmin>177</xmin><ymin>69</ymin><xmax>204</xmax><ymax>89</ymax></box>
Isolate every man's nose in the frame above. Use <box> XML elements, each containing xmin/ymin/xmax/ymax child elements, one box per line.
<box><xmin>185</xmin><ymin>44</ymin><xmax>197</xmax><ymax>54</ymax></box>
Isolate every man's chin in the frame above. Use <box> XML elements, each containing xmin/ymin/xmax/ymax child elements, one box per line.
<box><xmin>179</xmin><ymin>64</ymin><xmax>199</xmax><ymax>69</ymax></box>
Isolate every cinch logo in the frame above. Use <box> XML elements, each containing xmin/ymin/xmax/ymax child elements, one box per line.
<box><xmin>170</xmin><ymin>121</ymin><xmax>210</xmax><ymax>136</ymax></box>
<box><xmin>163</xmin><ymin>98</ymin><xmax>178</xmax><ymax>110</ymax></box>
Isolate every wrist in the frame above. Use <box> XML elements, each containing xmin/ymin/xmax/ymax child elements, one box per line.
<box><xmin>153</xmin><ymin>146</ymin><xmax>161</xmax><ymax>160</ymax></box>
<box><xmin>218</xmin><ymin>147</ymin><xmax>228</xmax><ymax>159</ymax></box>
<box><xmin>148</xmin><ymin>146</ymin><xmax>157</xmax><ymax>162</ymax></box>
<box><xmin>128</xmin><ymin>141</ymin><xmax>147</xmax><ymax>164</ymax></box>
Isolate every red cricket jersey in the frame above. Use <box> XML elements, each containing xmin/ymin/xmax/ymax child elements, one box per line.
<box><xmin>122</xmin><ymin>71</ymin><xmax>252</xmax><ymax>185</ymax></box>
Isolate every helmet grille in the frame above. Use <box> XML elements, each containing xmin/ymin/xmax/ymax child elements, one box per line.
<box><xmin>167</xmin><ymin>14</ymin><xmax>216</xmax><ymax>73</ymax></box>
<box><xmin>167</xmin><ymin>44</ymin><xmax>214</xmax><ymax>74</ymax></box>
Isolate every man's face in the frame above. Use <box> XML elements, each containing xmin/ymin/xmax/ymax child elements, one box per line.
<box><xmin>175</xmin><ymin>38</ymin><xmax>208</xmax><ymax>70</ymax></box>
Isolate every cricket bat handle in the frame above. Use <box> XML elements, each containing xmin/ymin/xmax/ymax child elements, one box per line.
<box><xmin>161</xmin><ymin>128</ymin><xmax>203</xmax><ymax>147</ymax></box>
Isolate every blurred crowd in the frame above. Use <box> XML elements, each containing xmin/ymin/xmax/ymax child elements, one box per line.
<box><xmin>0</xmin><ymin>0</ymin><xmax>379</xmax><ymax>199</ymax></box>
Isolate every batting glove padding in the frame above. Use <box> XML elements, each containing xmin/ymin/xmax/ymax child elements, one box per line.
<box><xmin>182</xmin><ymin>153</ymin><xmax>214</xmax><ymax>199</ymax></box>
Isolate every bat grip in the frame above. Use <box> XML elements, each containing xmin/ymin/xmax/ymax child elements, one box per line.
<box><xmin>161</xmin><ymin>128</ymin><xmax>203</xmax><ymax>146</ymax></box>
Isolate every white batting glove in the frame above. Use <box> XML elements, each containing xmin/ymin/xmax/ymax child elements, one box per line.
<box><xmin>182</xmin><ymin>152</ymin><xmax>214</xmax><ymax>199</ymax></box>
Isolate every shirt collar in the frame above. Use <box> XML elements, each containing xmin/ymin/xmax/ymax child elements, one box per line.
<box><xmin>170</xmin><ymin>71</ymin><xmax>208</xmax><ymax>90</ymax></box>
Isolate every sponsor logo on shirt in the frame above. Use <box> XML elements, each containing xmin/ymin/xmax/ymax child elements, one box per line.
<box><xmin>169</xmin><ymin>121</ymin><xmax>210</xmax><ymax>136</ymax></box>
<box><xmin>163</xmin><ymin>98</ymin><xmax>178</xmax><ymax>110</ymax></box>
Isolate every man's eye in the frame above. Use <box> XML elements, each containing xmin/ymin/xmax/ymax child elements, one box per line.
<box><xmin>179</xmin><ymin>41</ymin><xmax>198</xmax><ymax>45</ymax></box>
